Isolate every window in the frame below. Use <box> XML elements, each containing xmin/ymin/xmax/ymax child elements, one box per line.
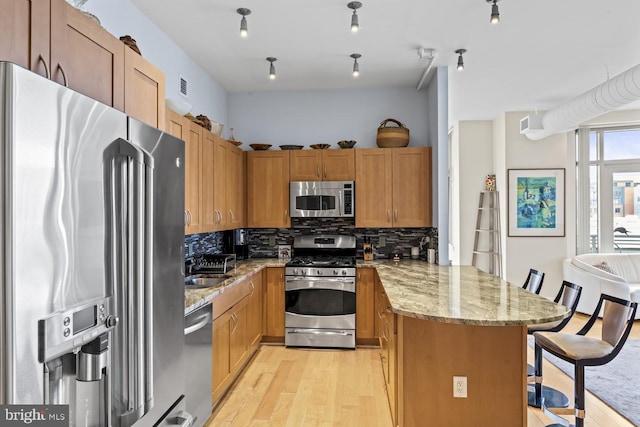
<box><xmin>578</xmin><ymin>126</ymin><xmax>640</xmax><ymax>254</ymax></box>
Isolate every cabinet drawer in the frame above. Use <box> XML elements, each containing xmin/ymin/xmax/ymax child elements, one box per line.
<box><xmin>212</xmin><ymin>279</ymin><xmax>251</xmax><ymax>319</ymax></box>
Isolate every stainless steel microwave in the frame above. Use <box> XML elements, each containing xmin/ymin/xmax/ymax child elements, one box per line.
<box><xmin>290</xmin><ymin>181</ymin><xmax>354</xmax><ymax>218</ymax></box>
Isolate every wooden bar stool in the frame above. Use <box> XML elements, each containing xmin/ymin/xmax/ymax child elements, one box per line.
<box><xmin>526</xmin><ymin>281</ymin><xmax>583</xmax><ymax>408</ymax></box>
<box><xmin>523</xmin><ymin>268</ymin><xmax>545</xmax><ymax>294</ymax></box>
<box><xmin>533</xmin><ymin>293</ymin><xmax>637</xmax><ymax>427</ymax></box>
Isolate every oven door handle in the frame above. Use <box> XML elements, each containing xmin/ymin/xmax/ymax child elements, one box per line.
<box><xmin>285</xmin><ymin>279</ymin><xmax>355</xmax><ymax>292</ymax></box>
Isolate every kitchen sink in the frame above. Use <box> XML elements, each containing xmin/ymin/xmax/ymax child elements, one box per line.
<box><xmin>184</xmin><ymin>274</ymin><xmax>232</xmax><ymax>290</ymax></box>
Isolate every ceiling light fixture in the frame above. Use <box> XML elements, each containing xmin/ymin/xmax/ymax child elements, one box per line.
<box><xmin>350</xmin><ymin>53</ymin><xmax>361</xmax><ymax>77</ymax></box>
<box><xmin>266</xmin><ymin>57</ymin><xmax>277</xmax><ymax>80</ymax></box>
<box><xmin>455</xmin><ymin>49</ymin><xmax>466</xmax><ymax>71</ymax></box>
<box><xmin>347</xmin><ymin>2</ymin><xmax>362</xmax><ymax>33</ymax></box>
<box><xmin>487</xmin><ymin>0</ymin><xmax>500</xmax><ymax>24</ymax></box>
<box><xmin>237</xmin><ymin>8</ymin><xmax>251</xmax><ymax>37</ymax></box>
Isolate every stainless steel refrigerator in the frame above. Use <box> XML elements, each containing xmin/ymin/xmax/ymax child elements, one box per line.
<box><xmin>0</xmin><ymin>62</ymin><xmax>190</xmax><ymax>426</ymax></box>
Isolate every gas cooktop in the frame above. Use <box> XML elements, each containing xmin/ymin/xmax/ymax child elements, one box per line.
<box><xmin>286</xmin><ymin>255</ymin><xmax>356</xmax><ymax>268</ymax></box>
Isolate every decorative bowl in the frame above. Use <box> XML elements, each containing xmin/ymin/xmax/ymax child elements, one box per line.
<box><xmin>165</xmin><ymin>98</ymin><xmax>193</xmax><ymax>116</ymax></box>
<box><xmin>229</xmin><ymin>140</ymin><xmax>242</xmax><ymax>147</ymax></box>
<box><xmin>338</xmin><ymin>140</ymin><xmax>357</xmax><ymax>149</ymax></box>
<box><xmin>279</xmin><ymin>145</ymin><xmax>304</xmax><ymax>150</ymax></box>
<box><xmin>250</xmin><ymin>144</ymin><xmax>272</xmax><ymax>151</ymax></box>
<box><xmin>310</xmin><ymin>144</ymin><xmax>331</xmax><ymax>150</ymax></box>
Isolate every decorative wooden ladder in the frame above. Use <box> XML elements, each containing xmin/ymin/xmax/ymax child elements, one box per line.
<box><xmin>472</xmin><ymin>191</ymin><xmax>502</xmax><ymax>277</ymax></box>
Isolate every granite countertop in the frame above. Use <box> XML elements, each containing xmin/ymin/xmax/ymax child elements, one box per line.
<box><xmin>184</xmin><ymin>259</ymin><xmax>288</xmax><ymax>315</ymax></box>
<box><xmin>185</xmin><ymin>258</ymin><xmax>569</xmax><ymax>326</ymax></box>
<box><xmin>358</xmin><ymin>259</ymin><xmax>570</xmax><ymax>326</ymax></box>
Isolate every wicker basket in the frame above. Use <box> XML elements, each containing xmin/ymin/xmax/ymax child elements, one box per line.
<box><xmin>376</xmin><ymin>118</ymin><xmax>409</xmax><ymax>148</ymax></box>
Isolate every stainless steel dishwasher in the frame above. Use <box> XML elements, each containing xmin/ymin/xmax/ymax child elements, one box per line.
<box><xmin>184</xmin><ymin>303</ymin><xmax>213</xmax><ymax>427</ymax></box>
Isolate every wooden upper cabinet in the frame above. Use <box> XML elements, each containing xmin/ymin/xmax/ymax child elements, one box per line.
<box><xmin>290</xmin><ymin>149</ymin><xmax>355</xmax><ymax>181</ymax></box>
<box><xmin>212</xmin><ymin>136</ymin><xmax>229</xmax><ymax>230</ymax></box>
<box><xmin>50</xmin><ymin>0</ymin><xmax>124</xmax><ymax>109</ymax></box>
<box><xmin>228</xmin><ymin>145</ymin><xmax>245</xmax><ymax>228</ymax></box>
<box><xmin>123</xmin><ymin>46</ymin><xmax>166</xmax><ymax>130</ymax></box>
<box><xmin>355</xmin><ymin>149</ymin><xmax>393</xmax><ymax>228</ymax></box>
<box><xmin>290</xmin><ymin>150</ymin><xmax>322</xmax><ymax>181</ymax></box>
<box><xmin>392</xmin><ymin>147</ymin><xmax>432</xmax><ymax>227</ymax></box>
<box><xmin>356</xmin><ymin>147</ymin><xmax>432</xmax><ymax>228</ymax></box>
<box><xmin>322</xmin><ymin>150</ymin><xmax>355</xmax><ymax>180</ymax></box>
<box><xmin>0</xmin><ymin>0</ymin><xmax>50</xmax><ymax>75</ymax></box>
<box><xmin>201</xmin><ymin>130</ymin><xmax>217</xmax><ymax>232</ymax></box>
<box><xmin>184</xmin><ymin>121</ymin><xmax>203</xmax><ymax>234</ymax></box>
<box><xmin>247</xmin><ymin>151</ymin><xmax>291</xmax><ymax>228</ymax></box>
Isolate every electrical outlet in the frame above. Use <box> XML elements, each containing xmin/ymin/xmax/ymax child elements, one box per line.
<box><xmin>268</xmin><ymin>236</ymin><xmax>276</xmax><ymax>246</ymax></box>
<box><xmin>379</xmin><ymin>236</ymin><xmax>386</xmax><ymax>247</ymax></box>
<box><xmin>453</xmin><ymin>376</ymin><xmax>467</xmax><ymax>398</ymax></box>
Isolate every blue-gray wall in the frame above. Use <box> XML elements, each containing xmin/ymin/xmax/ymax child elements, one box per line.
<box><xmin>228</xmin><ymin>87</ymin><xmax>430</xmax><ymax>148</ymax></box>
<box><xmin>85</xmin><ymin>0</ymin><xmax>229</xmax><ymax>129</ymax></box>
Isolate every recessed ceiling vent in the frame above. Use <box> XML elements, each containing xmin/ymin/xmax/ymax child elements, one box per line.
<box><xmin>179</xmin><ymin>75</ymin><xmax>188</xmax><ymax>98</ymax></box>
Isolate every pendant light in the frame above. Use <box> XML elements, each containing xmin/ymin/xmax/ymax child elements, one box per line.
<box><xmin>266</xmin><ymin>57</ymin><xmax>277</xmax><ymax>80</ymax></box>
<box><xmin>487</xmin><ymin>0</ymin><xmax>500</xmax><ymax>24</ymax></box>
<box><xmin>455</xmin><ymin>49</ymin><xmax>466</xmax><ymax>71</ymax></box>
<box><xmin>237</xmin><ymin>8</ymin><xmax>251</xmax><ymax>37</ymax></box>
<box><xmin>347</xmin><ymin>2</ymin><xmax>362</xmax><ymax>33</ymax></box>
<box><xmin>350</xmin><ymin>53</ymin><xmax>361</xmax><ymax>77</ymax></box>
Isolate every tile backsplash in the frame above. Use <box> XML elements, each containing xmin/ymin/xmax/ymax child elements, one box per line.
<box><xmin>185</xmin><ymin>218</ymin><xmax>437</xmax><ymax>261</ymax></box>
<box><xmin>248</xmin><ymin>218</ymin><xmax>437</xmax><ymax>260</ymax></box>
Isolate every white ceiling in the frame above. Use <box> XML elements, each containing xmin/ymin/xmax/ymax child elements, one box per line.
<box><xmin>131</xmin><ymin>0</ymin><xmax>640</xmax><ymax>123</ymax></box>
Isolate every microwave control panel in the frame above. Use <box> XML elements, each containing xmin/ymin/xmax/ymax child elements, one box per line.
<box><xmin>343</xmin><ymin>183</ymin><xmax>353</xmax><ymax>215</ymax></box>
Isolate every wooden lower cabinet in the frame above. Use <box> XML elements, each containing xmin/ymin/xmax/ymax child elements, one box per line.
<box><xmin>264</xmin><ymin>268</ymin><xmax>285</xmax><ymax>340</ymax></box>
<box><xmin>247</xmin><ymin>272</ymin><xmax>263</xmax><ymax>350</ymax></box>
<box><xmin>396</xmin><ymin>317</ymin><xmax>526</xmax><ymax>427</ymax></box>
<box><xmin>211</xmin><ymin>274</ymin><xmax>263</xmax><ymax>406</ymax></box>
<box><xmin>356</xmin><ymin>268</ymin><xmax>376</xmax><ymax>343</ymax></box>
<box><xmin>375</xmin><ymin>273</ymin><xmax>397</xmax><ymax>426</ymax></box>
<box><xmin>212</xmin><ymin>307</ymin><xmax>233</xmax><ymax>404</ymax></box>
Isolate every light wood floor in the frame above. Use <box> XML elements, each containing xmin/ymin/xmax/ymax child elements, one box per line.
<box><xmin>209</xmin><ymin>314</ymin><xmax>640</xmax><ymax>427</ymax></box>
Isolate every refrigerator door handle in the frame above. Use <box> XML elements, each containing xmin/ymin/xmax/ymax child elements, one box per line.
<box><xmin>110</xmin><ymin>138</ymin><xmax>155</xmax><ymax>426</ymax></box>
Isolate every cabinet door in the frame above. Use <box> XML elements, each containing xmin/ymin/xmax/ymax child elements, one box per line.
<box><xmin>166</xmin><ymin>110</ymin><xmax>191</xmax><ymax>232</ymax></box>
<box><xmin>212</xmin><ymin>309</ymin><xmax>232</xmax><ymax>404</ymax></box>
<box><xmin>264</xmin><ymin>268</ymin><xmax>285</xmax><ymax>338</ymax></box>
<box><xmin>227</xmin><ymin>145</ymin><xmax>245</xmax><ymax>228</ymax></box>
<box><xmin>0</xmin><ymin>0</ymin><xmax>49</xmax><ymax>75</ymax></box>
<box><xmin>289</xmin><ymin>150</ymin><xmax>322</xmax><ymax>181</ymax></box>
<box><xmin>123</xmin><ymin>46</ymin><xmax>165</xmax><ymax>130</ymax></box>
<box><xmin>392</xmin><ymin>147</ymin><xmax>432</xmax><ymax>227</ymax></box>
<box><xmin>247</xmin><ymin>151</ymin><xmax>291</xmax><ymax>228</ymax></box>
<box><xmin>356</xmin><ymin>268</ymin><xmax>375</xmax><ymax>340</ymax></box>
<box><xmin>50</xmin><ymin>0</ymin><xmax>124</xmax><ymax>110</ymax></box>
<box><xmin>322</xmin><ymin>150</ymin><xmax>355</xmax><ymax>181</ymax></box>
<box><xmin>212</xmin><ymin>136</ymin><xmax>229</xmax><ymax>230</ymax></box>
<box><xmin>199</xmin><ymin>130</ymin><xmax>216</xmax><ymax>233</ymax></box>
<box><xmin>387</xmin><ymin>310</ymin><xmax>397</xmax><ymax>426</ymax></box>
<box><xmin>247</xmin><ymin>273</ymin><xmax>263</xmax><ymax>349</ymax></box>
<box><xmin>355</xmin><ymin>148</ymin><xmax>393</xmax><ymax>228</ymax></box>
<box><xmin>229</xmin><ymin>297</ymin><xmax>249</xmax><ymax>374</ymax></box>
<box><xmin>185</xmin><ymin>122</ymin><xmax>202</xmax><ymax>234</ymax></box>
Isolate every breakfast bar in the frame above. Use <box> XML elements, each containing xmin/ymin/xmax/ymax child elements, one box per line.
<box><xmin>368</xmin><ymin>261</ymin><xmax>570</xmax><ymax>427</ymax></box>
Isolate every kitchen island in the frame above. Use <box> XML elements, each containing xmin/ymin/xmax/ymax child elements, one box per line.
<box><xmin>185</xmin><ymin>259</ymin><xmax>568</xmax><ymax>426</ymax></box>
<box><xmin>360</xmin><ymin>260</ymin><xmax>569</xmax><ymax>427</ymax></box>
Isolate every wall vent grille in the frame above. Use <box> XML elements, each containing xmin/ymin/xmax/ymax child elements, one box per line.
<box><xmin>179</xmin><ymin>76</ymin><xmax>188</xmax><ymax>97</ymax></box>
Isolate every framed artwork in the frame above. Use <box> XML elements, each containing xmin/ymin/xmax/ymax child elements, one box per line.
<box><xmin>507</xmin><ymin>168</ymin><xmax>565</xmax><ymax>237</ymax></box>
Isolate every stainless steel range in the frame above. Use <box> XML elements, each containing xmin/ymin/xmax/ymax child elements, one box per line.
<box><xmin>285</xmin><ymin>235</ymin><xmax>357</xmax><ymax>349</ymax></box>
